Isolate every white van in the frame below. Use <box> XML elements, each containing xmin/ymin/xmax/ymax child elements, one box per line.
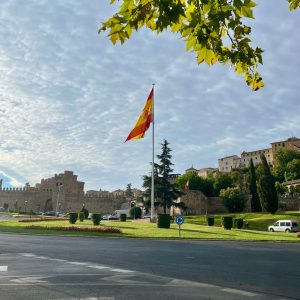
<box><xmin>268</xmin><ymin>220</ymin><xmax>299</xmax><ymax>232</ymax></box>
<box><xmin>103</xmin><ymin>209</ymin><xmax>130</xmax><ymax>220</ymax></box>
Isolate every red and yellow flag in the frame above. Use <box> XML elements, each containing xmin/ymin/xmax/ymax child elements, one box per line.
<box><xmin>125</xmin><ymin>87</ymin><xmax>154</xmax><ymax>142</ymax></box>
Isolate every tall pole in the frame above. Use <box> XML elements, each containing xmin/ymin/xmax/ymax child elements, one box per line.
<box><xmin>56</xmin><ymin>184</ymin><xmax>63</xmax><ymax>216</ymax></box>
<box><xmin>151</xmin><ymin>84</ymin><xmax>155</xmax><ymax>219</ymax></box>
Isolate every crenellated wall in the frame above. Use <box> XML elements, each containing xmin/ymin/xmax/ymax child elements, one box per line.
<box><xmin>0</xmin><ymin>171</ymin><xmax>127</xmax><ymax>214</ymax></box>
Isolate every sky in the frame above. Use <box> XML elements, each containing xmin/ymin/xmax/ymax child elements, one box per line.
<box><xmin>0</xmin><ymin>0</ymin><xmax>299</xmax><ymax>191</ymax></box>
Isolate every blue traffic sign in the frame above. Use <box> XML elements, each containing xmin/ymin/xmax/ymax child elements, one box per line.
<box><xmin>176</xmin><ymin>216</ymin><xmax>184</xmax><ymax>225</ymax></box>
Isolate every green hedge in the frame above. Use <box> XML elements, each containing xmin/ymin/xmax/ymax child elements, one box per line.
<box><xmin>69</xmin><ymin>212</ymin><xmax>78</xmax><ymax>224</ymax></box>
<box><xmin>157</xmin><ymin>214</ymin><xmax>171</xmax><ymax>229</ymax></box>
<box><xmin>206</xmin><ymin>216</ymin><xmax>214</xmax><ymax>226</ymax></box>
<box><xmin>129</xmin><ymin>207</ymin><xmax>142</xmax><ymax>219</ymax></box>
<box><xmin>79</xmin><ymin>211</ymin><xmax>85</xmax><ymax>222</ymax></box>
<box><xmin>234</xmin><ymin>218</ymin><xmax>244</xmax><ymax>229</ymax></box>
<box><xmin>92</xmin><ymin>213</ymin><xmax>101</xmax><ymax>226</ymax></box>
<box><xmin>119</xmin><ymin>214</ymin><xmax>127</xmax><ymax>222</ymax></box>
<box><xmin>222</xmin><ymin>216</ymin><xmax>233</xmax><ymax>230</ymax></box>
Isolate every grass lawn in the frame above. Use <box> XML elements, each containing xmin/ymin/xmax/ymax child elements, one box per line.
<box><xmin>186</xmin><ymin>211</ymin><xmax>300</xmax><ymax>230</ymax></box>
<box><xmin>0</xmin><ymin>212</ymin><xmax>299</xmax><ymax>242</ymax></box>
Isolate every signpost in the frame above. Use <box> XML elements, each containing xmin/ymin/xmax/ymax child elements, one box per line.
<box><xmin>175</xmin><ymin>215</ymin><xmax>184</xmax><ymax>238</ymax></box>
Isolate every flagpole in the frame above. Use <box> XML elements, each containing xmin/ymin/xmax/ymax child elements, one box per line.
<box><xmin>151</xmin><ymin>84</ymin><xmax>155</xmax><ymax>219</ymax></box>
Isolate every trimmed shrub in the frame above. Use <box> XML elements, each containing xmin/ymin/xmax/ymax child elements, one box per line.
<box><xmin>92</xmin><ymin>213</ymin><xmax>101</xmax><ymax>226</ymax></box>
<box><xmin>119</xmin><ymin>213</ymin><xmax>127</xmax><ymax>222</ymax></box>
<box><xmin>157</xmin><ymin>214</ymin><xmax>171</xmax><ymax>229</ymax></box>
<box><xmin>81</xmin><ymin>206</ymin><xmax>89</xmax><ymax>219</ymax></box>
<box><xmin>234</xmin><ymin>218</ymin><xmax>244</xmax><ymax>229</ymax></box>
<box><xmin>79</xmin><ymin>211</ymin><xmax>85</xmax><ymax>222</ymax></box>
<box><xmin>129</xmin><ymin>206</ymin><xmax>142</xmax><ymax>219</ymax></box>
<box><xmin>69</xmin><ymin>213</ymin><xmax>78</xmax><ymax>224</ymax></box>
<box><xmin>222</xmin><ymin>216</ymin><xmax>233</xmax><ymax>230</ymax></box>
<box><xmin>206</xmin><ymin>216</ymin><xmax>214</xmax><ymax>226</ymax></box>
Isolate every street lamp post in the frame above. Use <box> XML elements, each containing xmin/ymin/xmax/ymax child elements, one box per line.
<box><xmin>55</xmin><ymin>184</ymin><xmax>63</xmax><ymax>216</ymax></box>
<box><xmin>24</xmin><ymin>201</ymin><xmax>27</xmax><ymax>214</ymax></box>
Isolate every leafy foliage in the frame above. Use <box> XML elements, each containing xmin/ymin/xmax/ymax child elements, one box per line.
<box><xmin>213</xmin><ymin>172</ymin><xmax>234</xmax><ymax>196</ymax></box>
<box><xmin>206</xmin><ymin>216</ymin><xmax>214</xmax><ymax>226</ymax></box>
<box><xmin>257</xmin><ymin>154</ymin><xmax>278</xmax><ymax>214</ymax></box>
<box><xmin>157</xmin><ymin>213</ymin><xmax>171</xmax><ymax>228</ymax></box>
<box><xmin>81</xmin><ymin>206</ymin><xmax>89</xmax><ymax>219</ymax></box>
<box><xmin>92</xmin><ymin>213</ymin><xmax>101</xmax><ymax>225</ymax></box>
<box><xmin>273</xmin><ymin>149</ymin><xmax>300</xmax><ymax>181</ymax></box>
<box><xmin>79</xmin><ymin>211</ymin><xmax>85</xmax><ymax>222</ymax></box>
<box><xmin>222</xmin><ymin>215</ymin><xmax>233</xmax><ymax>230</ymax></box>
<box><xmin>129</xmin><ymin>206</ymin><xmax>142</xmax><ymax>219</ymax></box>
<box><xmin>69</xmin><ymin>213</ymin><xmax>78</xmax><ymax>224</ymax></box>
<box><xmin>99</xmin><ymin>0</ymin><xmax>300</xmax><ymax>91</ymax></box>
<box><xmin>220</xmin><ymin>186</ymin><xmax>245</xmax><ymax>213</ymax></box>
<box><xmin>175</xmin><ymin>171</ymin><xmax>214</xmax><ymax>196</ymax></box>
<box><xmin>249</xmin><ymin>158</ymin><xmax>261</xmax><ymax>212</ymax></box>
<box><xmin>125</xmin><ymin>183</ymin><xmax>134</xmax><ymax>199</ymax></box>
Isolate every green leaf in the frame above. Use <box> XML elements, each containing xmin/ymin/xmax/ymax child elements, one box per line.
<box><xmin>241</xmin><ymin>6</ymin><xmax>254</xmax><ymax>18</ymax></box>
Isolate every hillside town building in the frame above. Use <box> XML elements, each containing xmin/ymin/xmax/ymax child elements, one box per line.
<box><xmin>218</xmin><ymin>137</ymin><xmax>300</xmax><ymax>172</ymax></box>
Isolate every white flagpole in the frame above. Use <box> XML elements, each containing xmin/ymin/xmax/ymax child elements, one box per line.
<box><xmin>151</xmin><ymin>84</ymin><xmax>155</xmax><ymax>219</ymax></box>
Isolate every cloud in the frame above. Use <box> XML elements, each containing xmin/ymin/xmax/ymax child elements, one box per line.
<box><xmin>0</xmin><ymin>0</ymin><xmax>299</xmax><ymax>190</ymax></box>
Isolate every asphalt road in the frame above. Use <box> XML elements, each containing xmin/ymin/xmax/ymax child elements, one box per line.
<box><xmin>0</xmin><ymin>233</ymin><xmax>299</xmax><ymax>299</ymax></box>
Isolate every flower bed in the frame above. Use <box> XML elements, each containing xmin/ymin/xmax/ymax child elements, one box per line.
<box><xmin>19</xmin><ymin>218</ymin><xmax>65</xmax><ymax>222</ymax></box>
<box><xmin>25</xmin><ymin>225</ymin><xmax>122</xmax><ymax>233</ymax></box>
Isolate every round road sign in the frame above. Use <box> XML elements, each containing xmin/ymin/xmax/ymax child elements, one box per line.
<box><xmin>176</xmin><ymin>216</ymin><xmax>184</xmax><ymax>225</ymax></box>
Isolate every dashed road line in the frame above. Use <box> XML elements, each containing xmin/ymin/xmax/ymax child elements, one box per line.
<box><xmin>110</xmin><ymin>268</ymin><xmax>135</xmax><ymax>274</ymax></box>
<box><xmin>66</xmin><ymin>261</ymin><xmax>88</xmax><ymax>266</ymax></box>
<box><xmin>48</xmin><ymin>298</ymin><xmax>114</xmax><ymax>300</ymax></box>
<box><xmin>10</xmin><ymin>276</ymin><xmax>48</xmax><ymax>283</ymax></box>
<box><xmin>221</xmin><ymin>288</ymin><xmax>258</xmax><ymax>297</ymax></box>
<box><xmin>19</xmin><ymin>253</ymin><xmax>133</xmax><ymax>274</ymax></box>
<box><xmin>87</xmin><ymin>265</ymin><xmax>110</xmax><ymax>270</ymax></box>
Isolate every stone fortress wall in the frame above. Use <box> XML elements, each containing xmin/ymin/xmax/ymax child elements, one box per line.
<box><xmin>0</xmin><ymin>171</ymin><xmax>127</xmax><ymax>215</ymax></box>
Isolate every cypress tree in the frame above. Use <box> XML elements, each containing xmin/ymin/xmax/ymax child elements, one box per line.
<box><xmin>249</xmin><ymin>159</ymin><xmax>261</xmax><ymax>212</ymax></box>
<box><xmin>257</xmin><ymin>154</ymin><xmax>278</xmax><ymax>214</ymax></box>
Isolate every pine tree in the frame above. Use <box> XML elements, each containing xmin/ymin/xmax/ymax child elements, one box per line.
<box><xmin>249</xmin><ymin>159</ymin><xmax>261</xmax><ymax>212</ymax></box>
<box><xmin>142</xmin><ymin>140</ymin><xmax>182</xmax><ymax>214</ymax></box>
<box><xmin>257</xmin><ymin>154</ymin><xmax>278</xmax><ymax>214</ymax></box>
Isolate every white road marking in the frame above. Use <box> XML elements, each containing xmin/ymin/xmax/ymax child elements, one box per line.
<box><xmin>10</xmin><ymin>276</ymin><xmax>48</xmax><ymax>283</ymax></box>
<box><xmin>66</xmin><ymin>261</ymin><xmax>87</xmax><ymax>266</ymax></box>
<box><xmin>101</xmin><ymin>275</ymin><xmax>146</xmax><ymax>285</ymax></box>
<box><xmin>48</xmin><ymin>298</ymin><xmax>114</xmax><ymax>300</ymax></box>
<box><xmin>221</xmin><ymin>288</ymin><xmax>257</xmax><ymax>297</ymax></box>
<box><xmin>48</xmin><ymin>258</ymin><xmax>68</xmax><ymax>262</ymax></box>
<box><xmin>21</xmin><ymin>253</ymin><xmax>36</xmax><ymax>257</ymax></box>
<box><xmin>0</xmin><ymin>266</ymin><xmax>8</xmax><ymax>271</ymax></box>
<box><xmin>87</xmin><ymin>265</ymin><xmax>110</xmax><ymax>270</ymax></box>
<box><xmin>34</xmin><ymin>256</ymin><xmax>49</xmax><ymax>260</ymax></box>
<box><xmin>110</xmin><ymin>268</ymin><xmax>135</xmax><ymax>274</ymax></box>
<box><xmin>168</xmin><ymin>279</ymin><xmax>218</xmax><ymax>288</ymax></box>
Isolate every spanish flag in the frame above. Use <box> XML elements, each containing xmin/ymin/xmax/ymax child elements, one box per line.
<box><xmin>125</xmin><ymin>87</ymin><xmax>154</xmax><ymax>142</ymax></box>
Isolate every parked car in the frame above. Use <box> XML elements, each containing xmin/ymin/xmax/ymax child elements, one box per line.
<box><xmin>43</xmin><ymin>211</ymin><xmax>56</xmax><ymax>216</ymax></box>
<box><xmin>268</xmin><ymin>220</ymin><xmax>299</xmax><ymax>232</ymax></box>
<box><xmin>101</xmin><ymin>214</ymin><xmax>118</xmax><ymax>221</ymax></box>
<box><xmin>143</xmin><ymin>214</ymin><xmax>157</xmax><ymax>219</ymax></box>
<box><xmin>0</xmin><ymin>207</ymin><xmax>5</xmax><ymax>212</ymax></box>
